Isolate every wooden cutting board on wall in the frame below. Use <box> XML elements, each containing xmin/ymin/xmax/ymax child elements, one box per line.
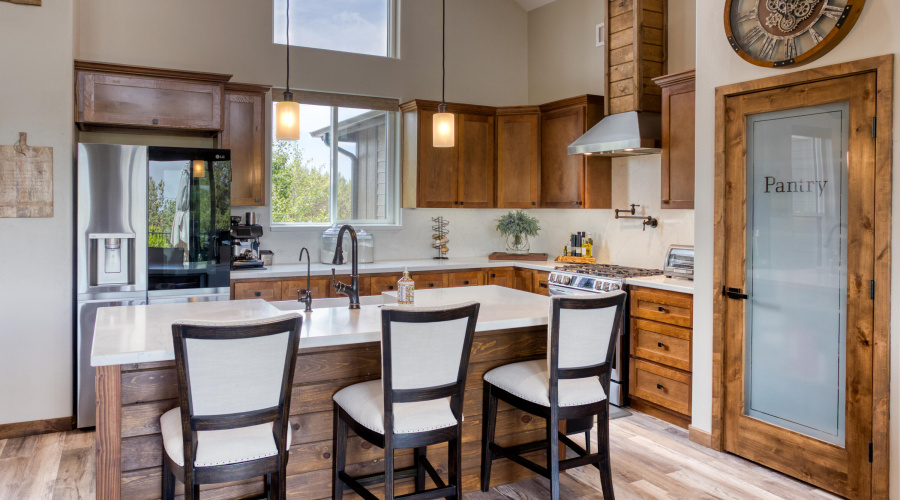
<box><xmin>1</xmin><ymin>0</ymin><xmax>42</xmax><ymax>5</ymax></box>
<box><xmin>0</xmin><ymin>133</ymin><xmax>53</xmax><ymax>218</ymax></box>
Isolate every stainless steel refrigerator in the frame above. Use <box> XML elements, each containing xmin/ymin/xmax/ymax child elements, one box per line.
<box><xmin>75</xmin><ymin>144</ymin><xmax>232</xmax><ymax>428</ymax></box>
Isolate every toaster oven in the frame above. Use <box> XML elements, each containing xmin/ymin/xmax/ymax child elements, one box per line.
<box><xmin>664</xmin><ymin>245</ymin><xmax>694</xmax><ymax>280</ymax></box>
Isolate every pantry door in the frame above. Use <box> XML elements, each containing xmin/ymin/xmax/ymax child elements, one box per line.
<box><xmin>721</xmin><ymin>73</ymin><xmax>876</xmax><ymax>498</ymax></box>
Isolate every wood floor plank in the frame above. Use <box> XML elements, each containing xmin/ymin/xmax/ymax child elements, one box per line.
<box><xmin>14</xmin><ymin>432</ymin><xmax>65</xmax><ymax>500</ymax></box>
<box><xmin>0</xmin><ymin>434</ymin><xmax>36</xmax><ymax>459</ymax></box>
<box><xmin>51</xmin><ymin>446</ymin><xmax>95</xmax><ymax>500</ymax></box>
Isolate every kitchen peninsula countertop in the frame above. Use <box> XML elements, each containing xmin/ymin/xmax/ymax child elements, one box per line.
<box><xmin>90</xmin><ymin>286</ymin><xmax>549</xmax><ymax>367</ymax></box>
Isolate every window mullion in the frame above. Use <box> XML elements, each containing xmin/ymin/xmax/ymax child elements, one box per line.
<box><xmin>330</xmin><ymin>106</ymin><xmax>339</xmax><ymax>224</ymax></box>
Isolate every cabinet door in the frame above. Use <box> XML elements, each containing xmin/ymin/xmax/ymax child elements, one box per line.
<box><xmin>78</xmin><ymin>71</ymin><xmax>223</xmax><ymax>130</ymax></box>
<box><xmin>531</xmin><ymin>270</ymin><xmax>550</xmax><ymax>296</ymax></box>
<box><xmin>497</xmin><ymin>114</ymin><xmax>540</xmax><ymax>208</ymax></box>
<box><xmin>661</xmin><ymin>82</ymin><xmax>695</xmax><ymax>209</ymax></box>
<box><xmin>446</xmin><ymin>271</ymin><xmax>483</xmax><ymax>288</ymax></box>
<box><xmin>486</xmin><ymin>268</ymin><xmax>516</xmax><ymax>288</ymax></box>
<box><xmin>222</xmin><ymin>91</ymin><xmax>265</xmax><ymax>206</ymax></box>
<box><xmin>370</xmin><ymin>275</ymin><xmax>402</xmax><ymax>295</ymax></box>
<box><xmin>233</xmin><ymin>281</ymin><xmax>282</xmax><ymax>301</ymax></box>
<box><xmin>457</xmin><ymin>113</ymin><xmax>495</xmax><ymax>208</ymax></box>
<box><xmin>411</xmin><ymin>273</ymin><xmax>446</xmax><ymax>290</ymax></box>
<box><xmin>282</xmin><ymin>278</ymin><xmax>331</xmax><ymax>302</ymax></box>
<box><xmin>541</xmin><ymin>106</ymin><xmax>585</xmax><ymax>208</ymax></box>
<box><xmin>514</xmin><ymin>269</ymin><xmax>533</xmax><ymax>292</ymax></box>
<box><xmin>418</xmin><ymin>110</ymin><xmax>458</xmax><ymax>208</ymax></box>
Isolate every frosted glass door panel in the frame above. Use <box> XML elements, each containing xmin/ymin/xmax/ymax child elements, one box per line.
<box><xmin>745</xmin><ymin>102</ymin><xmax>848</xmax><ymax>446</ymax></box>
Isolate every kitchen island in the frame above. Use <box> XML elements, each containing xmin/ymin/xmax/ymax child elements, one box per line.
<box><xmin>91</xmin><ymin>286</ymin><xmax>553</xmax><ymax>500</ymax></box>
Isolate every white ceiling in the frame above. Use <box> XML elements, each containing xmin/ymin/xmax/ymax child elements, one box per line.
<box><xmin>514</xmin><ymin>0</ymin><xmax>557</xmax><ymax>11</ymax></box>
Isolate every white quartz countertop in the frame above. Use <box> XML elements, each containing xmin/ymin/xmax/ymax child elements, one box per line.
<box><xmin>229</xmin><ymin>256</ymin><xmax>559</xmax><ymax>280</ymax></box>
<box><xmin>90</xmin><ymin>286</ymin><xmax>550</xmax><ymax>366</ymax></box>
<box><xmin>287</xmin><ymin>285</ymin><xmax>550</xmax><ymax>349</ymax></box>
<box><xmin>91</xmin><ymin>300</ymin><xmax>289</xmax><ymax>367</ymax></box>
<box><xmin>625</xmin><ymin>275</ymin><xmax>694</xmax><ymax>294</ymax></box>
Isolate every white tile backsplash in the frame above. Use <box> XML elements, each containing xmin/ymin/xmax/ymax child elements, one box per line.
<box><xmin>237</xmin><ymin>155</ymin><xmax>694</xmax><ymax>269</ymax></box>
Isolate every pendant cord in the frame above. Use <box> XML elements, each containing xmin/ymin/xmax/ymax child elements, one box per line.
<box><xmin>286</xmin><ymin>0</ymin><xmax>290</xmax><ymax>93</ymax></box>
<box><xmin>441</xmin><ymin>0</ymin><xmax>445</xmax><ymax>105</ymax></box>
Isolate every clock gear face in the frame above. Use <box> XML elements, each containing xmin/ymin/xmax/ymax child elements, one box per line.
<box><xmin>725</xmin><ymin>0</ymin><xmax>864</xmax><ymax>67</ymax></box>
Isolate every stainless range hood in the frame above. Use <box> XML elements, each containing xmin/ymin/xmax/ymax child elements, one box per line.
<box><xmin>567</xmin><ymin>110</ymin><xmax>662</xmax><ymax>157</ymax></box>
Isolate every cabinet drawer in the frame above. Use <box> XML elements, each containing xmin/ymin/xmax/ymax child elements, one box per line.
<box><xmin>233</xmin><ymin>281</ymin><xmax>281</xmax><ymax>301</ymax></box>
<box><xmin>630</xmin><ymin>287</ymin><xmax>692</xmax><ymax>328</ymax></box>
<box><xmin>629</xmin><ymin>358</ymin><xmax>691</xmax><ymax>416</ymax></box>
<box><xmin>282</xmin><ymin>278</ymin><xmax>331</xmax><ymax>301</ymax></box>
<box><xmin>532</xmin><ymin>271</ymin><xmax>550</xmax><ymax>296</ymax></box>
<box><xmin>447</xmin><ymin>271</ymin><xmax>483</xmax><ymax>287</ymax></box>
<box><xmin>412</xmin><ymin>273</ymin><xmax>446</xmax><ymax>290</ymax></box>
<box><xmin>370</xmin><ymin>275</ymin><xmax>401</xmax><ymax>295</ymax></box>
<box><xmin>514</xmin><ymin>269</ymin><xmax>533</xmax><ymax>292</ymax></box>
<box><xmin>631</xmin><ymin>318</ymin><xmax>691</xmax><ymax>371</ymax></box>
<box><xmin>486</xmin><ymin>268</ymin><xmax>516</xmax><ymax>288</ymax></box>
<box><xmin>78</xmin><ymin>71</ymin><xmax>223</xmax><ymax>130</ymax></box>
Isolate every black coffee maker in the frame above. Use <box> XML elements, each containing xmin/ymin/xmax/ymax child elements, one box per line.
<box><xmin>230</xmin><ymin>214</ymin><xmax>265</xmax><ymax>269</ymax></box>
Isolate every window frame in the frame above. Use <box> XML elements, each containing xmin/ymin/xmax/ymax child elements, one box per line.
<box><xmin>269</xmin><ymin>90</ymin><xmax>402</xmax><ymax>229</ymax></box>
<box><xmin>272</xmin><ymin>0</ymin><xmax>400</xmax><ymax>59</ymax></box>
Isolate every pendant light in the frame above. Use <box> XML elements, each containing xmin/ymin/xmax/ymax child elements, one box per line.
<box><xmin>275</xmin><ymin>0</ymin><xmax>300</xmax><ymax>141</ymax></box>
<box><xmin>432</xmin><ymin>0</ymin><xmax>454</xmax><ymax>148</ymax></box>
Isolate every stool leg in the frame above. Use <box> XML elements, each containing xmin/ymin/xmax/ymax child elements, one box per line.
<box><xmin>264</xmin><ymin>473</ymin><xmax>272</xmax><ymax>500</ymax></box>
<box><xmin>332</xmin><ymin>404</ymin><xmax>348</xmax><ymax>500</ymax></box>
<box><xmin>449</xmin><ymin>425</ymin><xmax>462</xmax><ymax>499</ymax></box>
<box><xmin>385</xmin><ymin>447</ymin><xmax>395</xmax><ymax>500</ymax></box>
<box><xmin>585</xmin><ymin>430</ymin><xmax>591</xmax><ymax>454</ymax></box>
<box><xmin>414</xmin><ymin>447</ymin><xmax>426</xmax><ymax>491</ymax></box>
<box><xmin>547</xmin><ymin>411</ymin><xmax>560</xmax><ymax>500</ymax></box>
<box><xmin>480</xmin><ymin>382</ymin><xmax>499</xmax><ymax>492</ymax></box>
<box><xmin>161</xmin><ymin>455</ymin><xmax>175</xmax><ymax>500</ymax></box>
<box><xmin>598</xmin><ymin>404</ymin><xmax>615</xmax><ymax>499</ymax></box>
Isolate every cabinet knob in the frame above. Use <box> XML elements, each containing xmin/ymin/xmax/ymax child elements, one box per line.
<box><xmin>491</xmin><ymin>273</ymin><xmax>496</xmax><ymax>278</ymax></box>
<box><xmin>429</xmin><ymin>283</ymin><xmax>434</xmax><ymax>287</ymax></box>
<box><xmin>657</xmin><ymin>341</ymin><xmax>665</xmax><ymax>348</ymax></box>
<box><xmin>656</xmin><ymin>383</ymin><xmax>664</xmax><ymax>390</ymax></box>
<box><xmin>464</xmin><ymin>280</ymin><xmax>470</xmax><ymax>285</ymax></box>
<box><xmin>657</xmin><ymin>306</ymin><xmax>667</xmax><ymax>313</ymax></box>
<box><xmin>255</xmin><ymin>198</ymin><xmax>261</xmax><ymax>203</ymax></box>
<box><xmin>254</xmin><ymin>292</ymin><xmax>261</xmax><ymax>297</ymax></box>
<box><xmin>532</xmin><ymin>201</ymin><xmax>536</xmax><ymax>206</ymax></box>
<box><xmin>388</xmin><ymin>285</ymin><xmax>394</xmax><ymax>290</ymax></box>
<box><xmin>152</xmin><ymin>118</ymin><xmax>159</xmax><ymax>125</ymax></box>
<box><xmin>453</xmin><ymin>201</ymin><xmax>459</xmax><ymax>205</ymax></box>
<box><xmin>460</xmin><ymin>201</ymin><xmax>465</xmax><ymax>206</ymax></box>
<box><xmin>661</xmin><ymin>199</ymin><xmax>669</xmax><ymax>205</ymax></box>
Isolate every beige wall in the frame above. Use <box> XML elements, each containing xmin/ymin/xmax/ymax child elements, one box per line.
<box><xmin>527</xmin><ymin>0</ymin><xmax>605</xmax><ymax>104</ymax></box>
<box><xmin>693</xmin><ymin>0</ymin><xmax>899</xmax><ymax>496</ymax></box>
<box><xmin>667</xmin><ymin>0</ymin><xmax>696</xmax><ymax>74</ymax></box>
<box><xmin>77</xmin><ymin>0</ymin><xmax>528</xmax><ymax>107</ymax></box>
<box><xmin>0</xmin><ymin>0</ymin><xmax>75</xmax><ymax>424</ymax></box>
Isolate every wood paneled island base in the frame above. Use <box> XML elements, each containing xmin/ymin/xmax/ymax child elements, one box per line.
<box><xmin>96</xmin><ymin>325</ymin><xmax>552</xmax><ymax>499</ymax></box>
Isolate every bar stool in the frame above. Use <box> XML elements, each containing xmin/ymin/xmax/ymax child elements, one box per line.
<box><xmin>480</xmin><ymin>291</ymin><xmax>626</xmax><ymax>500</ymax></box>
<box><xmin>160</xmin><ymin>313</ymin><xmax>302</xmax><ymax>500</ymax></box>
<box><xmin>331</xmin><ymin>302</ymin><xmax>480</xmax><ymax>500</ymax></box>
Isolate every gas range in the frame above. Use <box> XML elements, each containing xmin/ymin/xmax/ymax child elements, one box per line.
<box><xmin>548</xmin><ymin>264</ymin><xmax>664</xmax><ymax>295</ymax></box>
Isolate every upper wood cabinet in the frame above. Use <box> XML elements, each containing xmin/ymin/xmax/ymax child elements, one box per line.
<box><xmin>401</xmin><ymin>100</ymin><xmax>496</xmax><ymax>208</ymax></box>
<box><xmin>654</xmin><ymin>70</ymin><xmax>695</xmax><ymax>210</ymax></box>
<box><xmin>219</xmin><ymin>82</ymin><xmax>270</xmax><ymax>207</ymax></box>
<box><xmin>75</xmin><ymin>60</ymin><xmax>229</xmax><ymax>133</ymax></box>
<box><xmin>496</xmin><ymin>107</ymin><xmax>541</xmax><ymax>208</ymax></box>
<box><xmin>539</xmin><ymin>95</ymin><xmax>611</xmax><ymax>209</ymax></box>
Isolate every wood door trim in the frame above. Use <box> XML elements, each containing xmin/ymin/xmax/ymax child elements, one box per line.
<box><xmin>711</xmin><ymin>54</ymin><xmax>892</xmax><ymax>499</ymax></box>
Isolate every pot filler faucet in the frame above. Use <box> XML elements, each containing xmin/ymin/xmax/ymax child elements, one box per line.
<box><xmin>331</xmin><ymin>224</ymin><xmax>361</xmax><ymax>309</ymax></box>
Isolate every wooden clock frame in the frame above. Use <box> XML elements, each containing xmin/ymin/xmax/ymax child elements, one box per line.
<box><xmin>723</xmin><ymin>0</ymin><xmax>866</xmax><ymax>68</ymax></box>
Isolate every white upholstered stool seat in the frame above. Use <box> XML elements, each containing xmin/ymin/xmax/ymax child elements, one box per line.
<box><xmin>160</xmin><ymin>407</ymin><xmax>292</xmax><ymax>468</ymax></box>
<box><xmin>483</xmin><ymin>359</ymin><xmax>606</xmax><ymax>408</ymax></box>
<box><xmin>333</xmin><ymin>380</ymin><xmax>458</xmax><ymax>435</ymax></box>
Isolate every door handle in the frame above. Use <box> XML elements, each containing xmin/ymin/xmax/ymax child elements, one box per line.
<box><xmin>724</xmin><ymin>287</ymin><xmax>748</xmax><ymax>300</ymax></box>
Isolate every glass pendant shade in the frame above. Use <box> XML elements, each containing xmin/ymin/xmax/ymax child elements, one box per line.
<box><xmin>275</xmin><ymin>100</ymin><xmax>300</xmax><ymax>141</ymax></box>
<box><xmin>433</xmin><ymin>111</ymin><xmax>454</xmax><ymax>148</ymax></box>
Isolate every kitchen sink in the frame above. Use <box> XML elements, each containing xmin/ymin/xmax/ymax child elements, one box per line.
<box><xmin>270</xmin><ymin>295</ymin><xmax>385</xmax><ymax>311</ymax></box>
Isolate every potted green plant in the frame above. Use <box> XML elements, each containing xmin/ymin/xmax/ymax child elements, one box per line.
<box><xmin>496</xmin><ymin>210</ymin><xmax>541</xmax><ymax>255</ymax></box>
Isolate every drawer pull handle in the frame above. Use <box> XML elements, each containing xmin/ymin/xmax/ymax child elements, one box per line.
<box><xmin>388</xmin><ymin>285</ymin><xmax>394</xmax><ymax>290</ymax></box>
<box><xmin>656</xmin><ymin>383</ymin><xmax>664</xmax><ymax>390</ymax></box>
<box><xmin>657</xmin><ymin>341</ymin><xmax>665</xmax><ymax>348</ymax></box>
<box><xmin>254</xmin><ymin>292</ymin><xmax>261</xmax><ymax>297</ymax></box>
<box><xmin>491</xmin><ymin>273</ymin><xmax>496</xmax><ymax>278</ymax></box>
<box><xmin>429</xmin><ymin>283</ymin><xmax>434</xmax><ymax>287</ymax></box>
<box><xmin>657</xmin><ymin>306</ymin><xmax>667</xmax><ymax>313</ymax></box>
<box><xmin>464</xmin><ymin>280</ymin><xmax>470</xmax><ymax>285</ymax></box>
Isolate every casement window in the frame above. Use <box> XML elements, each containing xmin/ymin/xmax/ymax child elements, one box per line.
<box><xmin>270</xmin><ymin>90</ymin><xmax>400</xmax><ymax>226</ymax></box>
<box><xmin>273</xmin><ymin>0</ymin><xmax>399</xmax><ymax>58</ymax></box>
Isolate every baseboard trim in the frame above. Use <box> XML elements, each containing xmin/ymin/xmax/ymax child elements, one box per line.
<box><xmin>688</xmin><ymin>425</ymin><xmax>713</xmax><ymax>449</ymax></box>
<box><xmin>0</xmin><ymin>416</ymin><xmax>74</xmax><ymax>440</ymax></box>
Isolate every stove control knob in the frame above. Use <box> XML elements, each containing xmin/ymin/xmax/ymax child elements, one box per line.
<box><xmin>609</xmin><ymin>283</ymin><xmax>620</xmax><ymax>291</ymax></box>
<box><xmin>594</xmin><ymin>281</ymin><xmax>603</xmax><ymax>290</ymax></box>
<box><xmin>550</xmin><ymin>274</ymin><xmax>557</xmax><ymax>283</ymax></box>
<box><xmin>562</xmin><ymin>276</ymin><xmax>571</xmax><ymax>285</ymax></box>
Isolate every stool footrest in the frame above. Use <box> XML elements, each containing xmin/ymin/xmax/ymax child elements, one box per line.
<box><xmin>338</xmin><ymin>457</ymin><xmax>456</xmax><ymax>500</ymax></box>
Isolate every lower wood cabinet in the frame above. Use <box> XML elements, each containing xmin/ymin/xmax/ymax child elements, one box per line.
<box><xmin>233</xmin><ymin>281</ymin><xmax>281</xmax><ymax>301</ymax></box>
<box><xmin>447</xmin><ymin>270</ymin><xmax>484</xmax><ymax>287</ymax></box>
<box><xmin>532</xmin><ymin>270</ymin><xmax>551</xmax><ymax>296</ymax></box>
<box><xmin>369</xmin><ymin>275</ymin><xmax>402</xmax><ymax>295</ymax></box>
<box><xmin>411</xmin><ymin>273</ymin><xmax>446</xmax><ymax>290</ymax></box>
<box><xmin>628</xmin><ymin>286</ymin><xmax>693</xmax><ymax>428</ymax></box>
<box><xmin>514</xmin><ymin>269</ymin><xmax>534</xmax><ymax>292</ymax></box>
<box><xmin>282</xmin><ymin>277</ymin><xmax>331</xmax><ymax>301</ymax></box>
<box><xmin>486</xmin><ymin>268</ymin><xmax>516</xmax><ymax>288</ymax></box>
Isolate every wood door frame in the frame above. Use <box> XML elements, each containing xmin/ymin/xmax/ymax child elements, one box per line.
<box><xmin>711</xmin><ymin>54</ymin><xmax>893</xmax><ymax>498</ymax></box>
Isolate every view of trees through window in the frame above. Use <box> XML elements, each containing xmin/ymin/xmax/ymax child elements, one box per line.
<box><xmin>271</xmin><ymin>141</ymin><xmax>351</xmax><ymax>223</ymax></box>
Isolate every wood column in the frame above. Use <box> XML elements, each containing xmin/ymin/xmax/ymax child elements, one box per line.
<box><xmin>96</xmin><ymin>364</ymin><xmax>122</xmax><ymax>500</ymax></box>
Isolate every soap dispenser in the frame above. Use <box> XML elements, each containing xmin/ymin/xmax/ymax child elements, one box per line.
<box><xmin>398</xmin><ymin>267</ymin><xmax>415</xmax><ymax>305</ymax></box>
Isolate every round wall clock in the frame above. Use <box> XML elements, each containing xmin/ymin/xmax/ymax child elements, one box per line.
<box><xmin>724</xmin><ymin>0</ymin><xmax>865</xmax><ymax>68</ymax></box>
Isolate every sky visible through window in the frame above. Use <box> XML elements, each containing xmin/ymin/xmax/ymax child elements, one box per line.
<box><xmin>274</xmin><ymin>0</ymin><xmax>389</xmax><ymax>57</ymax></box>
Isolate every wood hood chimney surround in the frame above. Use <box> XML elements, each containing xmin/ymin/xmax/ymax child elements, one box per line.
<box><xmin>605</xmin><ymin>0</ymin><xmax>667</xmax><ymax>114</ymax></box>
